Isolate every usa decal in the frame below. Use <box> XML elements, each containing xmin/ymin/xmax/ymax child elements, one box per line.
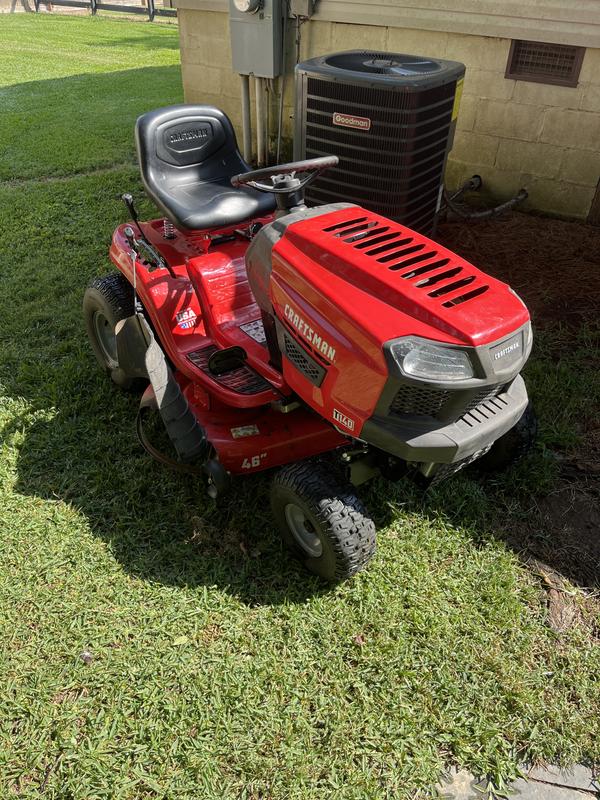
<box><xmin>176</xmin><ymin>308</ymin><xmax>197</xmax><ymax>330</ymax></box>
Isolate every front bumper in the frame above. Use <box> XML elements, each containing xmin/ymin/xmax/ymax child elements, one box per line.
<box><xmin>361</xmin><ymin>374</ymin><xmax>528</xmax><ymax>465</ymax></box>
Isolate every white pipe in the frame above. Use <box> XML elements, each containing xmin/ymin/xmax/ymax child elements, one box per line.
<box><xmin>240</xmin><ymin>74</ymin><xmax>252</xmax><ymax>163</ymax></box>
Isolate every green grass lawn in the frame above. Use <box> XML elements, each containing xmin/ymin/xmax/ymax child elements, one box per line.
<box><xmin>0</xmin><ymin>15</ymin><xmax>599</xmax><ymax>800</ymax></box>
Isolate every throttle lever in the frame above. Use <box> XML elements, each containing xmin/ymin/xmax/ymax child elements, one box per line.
<box><xmin>120</xmin><ymin>193</ymin><xmax>176</xmax><ymax>278</ymax></box>
<box><xmin>121</xmin><ymin>193</ymin><xmax>140</xmax><ymax>227</ymax></box>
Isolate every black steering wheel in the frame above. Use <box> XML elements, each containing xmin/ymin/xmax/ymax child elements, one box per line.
<box><xmin>230</xmin><ymin>156</ymin><xmax>338</xmax><ymax>194</ymax></box>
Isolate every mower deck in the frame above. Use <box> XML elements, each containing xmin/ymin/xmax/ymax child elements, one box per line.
<box><xmin>109</xmin><ymin>217</ymin><xmax>348</xmax><ymax>474</ymax></box>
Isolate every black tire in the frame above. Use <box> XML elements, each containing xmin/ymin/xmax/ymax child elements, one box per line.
<box><xmin>83</xmin><ymin>273</ymin><xmax>144</xmax><ymax>391</ymax></box>
<box><xmin>271</xmin><ymin>460</ymin><xmax>377</xmax><ymax>581</ymax></box>
<box><xmin>476</xmin><ymin>402</ymin><xmax>538</xmax><ymax>473</ymax></box>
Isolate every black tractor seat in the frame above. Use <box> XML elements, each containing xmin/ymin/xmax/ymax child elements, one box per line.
<box><xmin>135</xmin><ymin>105</ymin><xmax>276</xmax><ymax>232</ymax></box>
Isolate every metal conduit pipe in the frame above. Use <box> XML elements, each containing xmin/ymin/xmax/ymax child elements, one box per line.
<box><xmin>255</xmin><ymin>76</ymin><xmax>266</xmax><ymax>167</ymax></box>
<box><xmin>240</xmin><ymin>74</ymin><xmax>252</xmax><ymax>164</ymax></box>
<box><xmin>444</xmin><ymin>184</ymin><xmax>529</xmax><ymax>220</ymax></box>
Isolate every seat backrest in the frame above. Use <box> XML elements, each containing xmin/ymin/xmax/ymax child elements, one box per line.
<box><xmin>135</xmin><ymin>105</ymin><xmax>249</xmax><ymax>193</ymax></box>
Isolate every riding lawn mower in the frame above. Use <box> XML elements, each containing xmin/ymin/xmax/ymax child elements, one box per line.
<box><xmin>84</xmin><ymin>104</ymin><xmax>534</xmax><ymax>581</ymax></box>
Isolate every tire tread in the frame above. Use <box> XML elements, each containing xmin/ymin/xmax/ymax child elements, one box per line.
<box><xmin>88</xmin><ymin>272</ymin><xmax>134</xmax><ymax>318</ymax></box>
<box><xmin>272</xmin><ymin>460</ymin><xmax>376</xmax><ymax>580</ymax></box>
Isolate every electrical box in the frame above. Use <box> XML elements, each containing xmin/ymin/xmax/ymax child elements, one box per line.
<box><xmin>290</xmin><ymin>0</ymin><xmax>314</xmax><ymax>16</ymax></box>
<box><xmin>229</xmin><ymin>0</ymin><xmax>283</xmax><ymax>79</ymax></box>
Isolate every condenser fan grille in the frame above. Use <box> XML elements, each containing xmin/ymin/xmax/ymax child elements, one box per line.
<box><xmin>325</xmin><ymin>51</ymin><xmax>442</xmax><ymax>76</ymax></box>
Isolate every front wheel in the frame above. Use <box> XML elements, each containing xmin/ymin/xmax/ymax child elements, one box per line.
<box><xmin>476</xmin><ymin>402</ymin><xmax>538</xmax><ymax>472</ymax></box>
<box><xmin>271</xmin><ymin>461</ymin><xmax>376</xmax><ymax>581</ymax></box>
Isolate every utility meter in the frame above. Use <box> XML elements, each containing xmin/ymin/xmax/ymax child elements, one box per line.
<box><xmin>233</xmin><ymin>0</ymin><xmax>261</xmax><ymax>11</ymax></box>
<box><xmin>229</xmin><ymin>0</ymin><xmax>283</xmax><ymax>78</ymax></box>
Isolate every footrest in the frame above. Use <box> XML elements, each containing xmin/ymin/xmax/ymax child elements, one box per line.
<box><xmin>188</xmin><ymin>345</ymin><xmax>272</xmax><ymax>395</ymax></box>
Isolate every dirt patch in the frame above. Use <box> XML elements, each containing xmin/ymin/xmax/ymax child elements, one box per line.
<box><xmin>438</xmin><ymin>212</ymin><xmax>600</xmax><ymax>328</ymax></box>
<box><xmin>501</xmin><ymin>482</ymin><xmax>600</xmax><ymax>596</ymax></box>
<box><xmin>441</xmin><ymin>213</ymin><xmax>600</xmax><ymax>612</ymax></box>
<box><xmin>511</xmin><ymin>483</ymin><xmax>599</xmax><ymax>632</ymax></box>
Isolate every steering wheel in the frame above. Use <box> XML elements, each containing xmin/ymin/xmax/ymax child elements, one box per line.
<box><xmin>230</xmin><ymin>156</ymin><xmax>338</xmax><ymax>194</ymax></box>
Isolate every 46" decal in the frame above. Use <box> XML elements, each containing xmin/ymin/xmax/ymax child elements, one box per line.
<box><xmin>241</xmin><ymin>453</ymin><xmax>267</xmax><ymax>470</ymax></box>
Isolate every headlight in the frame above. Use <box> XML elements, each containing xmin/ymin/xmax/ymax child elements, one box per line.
<box><xmin>390</xmin><ymin>337</ymin><xmax>475</xmax><ymax>381</ymax></box>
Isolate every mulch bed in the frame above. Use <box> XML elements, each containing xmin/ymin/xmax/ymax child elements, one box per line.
<box><xmin>438</xmin><ymin>212</ymin><xmax>600</xmax><ymax>329</ymax></box>
<box><xmin>441</xmin><ymin>211</ymin><xmax>600</xmax><ymax>605</ymax></box>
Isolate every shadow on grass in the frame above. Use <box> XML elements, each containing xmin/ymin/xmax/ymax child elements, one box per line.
<box><xmin>0</xmin><ymin>65</ymin><xmax>183</xmax><ymax>181</ymax></box>
<box><xmin>8</xmin><ymin>374</ymin><xmax>599</xmax><ymax>604</ymax></box>
<box><xmin>8</xmin><ymin>400</ymin><xmax>334</xmax><ymax>606</ymax></box>
<box><xmin>91</xmin><ymin>32</ymin><xmax>180</xmax><ymax>52</ymax></box>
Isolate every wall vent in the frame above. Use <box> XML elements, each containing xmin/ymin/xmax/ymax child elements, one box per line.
<box><xmin>506</xmin><ymin>40</ymin><xmax>584</xmax><ymax>87</ymax></box>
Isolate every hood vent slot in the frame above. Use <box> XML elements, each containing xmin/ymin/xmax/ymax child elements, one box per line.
<box><xmin>389</xmin><ymin>250</ymin><xmax>436</xmax><ymax>270</ymax></box>
<box><xmin>428</xmin><ymin>276</ymin><xmax>475</xmax><ymax>297</ymax></box>
<box><xmin>365</xmin><ymin>237</ymin><xmax>413</xmax><ymax>256</ymax></box>
<box><xmin>343</xmin><ymin>224</ymin><xmax>386</xmax><ymax>243</ymax></box>
<box><xmin>442</xmin><ymin>285</ymin><xmax>489</xmax><ymax>307</ymax></box>
<box><xmin>323</xmin><ymin>216</ymin><xmax>367</xmax><ymax>232</ymax></box>
<box><xmin>415</xmin><ymin>266</ymin><xmax>463</xmax><ymax>287</ymax></box>
<box><xmin>401</xmin><ymin>258</ymin><xmax>450</xmax><ymax>278</ymax></box>
<box><xmin>336</xmin><ymin>221</ymin><xmax>378</xmax><ymax>239</ymax></box>
<box><xmin>354</xmin><ymin>231</ymin><xmax>399</xmax><ymax>249</ymax></box>
<box><xmin>377</xmin><ymin>243</ymin><xmax>425</xmax><ymax>263</ymax></box>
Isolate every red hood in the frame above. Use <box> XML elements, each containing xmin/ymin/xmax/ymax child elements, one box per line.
<box><xmin>277</xmin><ymin>206</ymin><xmax>529</xmax><ymax>347</ymax></box>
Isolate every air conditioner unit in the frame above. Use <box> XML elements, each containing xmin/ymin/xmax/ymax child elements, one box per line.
<box><xmin>295</xmin><ymin>51</ymin><xmax>465</xmax><ymax>235</ymax></box>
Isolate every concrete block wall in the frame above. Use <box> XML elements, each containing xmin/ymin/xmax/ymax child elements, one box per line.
<box><xmin>177</xmin><ymin>9</ymin><xmax>600</xmax><ymax>219</ymax></box>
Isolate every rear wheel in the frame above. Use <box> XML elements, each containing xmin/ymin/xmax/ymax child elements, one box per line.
<box><xmin>271</xmin><ymin>461</ymin><xmax>376</xmax><ymax>581</ymax></box>
<box><xmin>83</xmin><ymin>272</ymin><xmax>143</xmax><ymax>391</ymax></box>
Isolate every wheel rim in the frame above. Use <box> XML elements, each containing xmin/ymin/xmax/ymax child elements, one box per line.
<box><xmin>93</xmin><ymin>310</ymin><xmax>118</xmax><ymax>368</ymax></box>
<box><xmin>284</xmin><ymin>503</ymin><xmax>323</xmax><ymax>558</ymax></box>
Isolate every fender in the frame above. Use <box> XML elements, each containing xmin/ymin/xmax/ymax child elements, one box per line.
<box><xmin>115</xmin><ymin>313</ymin><xmax>151</xmax><ymax>380</ymax></box>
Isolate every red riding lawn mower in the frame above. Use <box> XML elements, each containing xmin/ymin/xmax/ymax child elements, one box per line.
<box><xmin>84</xmin><ymin>105</ymin><xmax>535</xmax><ymax>581</ymax></box>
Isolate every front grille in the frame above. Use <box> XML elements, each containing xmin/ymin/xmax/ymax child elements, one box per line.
<box><xmin>462</xmin><ymin>386</ymin><xmax>505</xmax><ymax>415</ymax></box>
<box><xmin>390</xmin><ymin>384</ymin><xmax>450</xmax><ymax>417</ymax></box>
<box><xmin>459</xmin><ymin>392</ymin><xmax>509</xmax><ymax>428</ymax></box>
<box><xmin>283</xmin><ymin>332</ymin><xmax>326</xmax><ymax>386</ymax></box>
<box><xmin>389</xmin><ymin>383</ymin><xmax>502</xmax><ymax>422</ymax></box>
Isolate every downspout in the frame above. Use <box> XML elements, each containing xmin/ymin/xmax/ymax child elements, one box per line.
<box><xmin>240</xmin><ymin>74</ymin><xmax>253</xmax><ymax>163</ymax></box>
<box><xmin>255</xmin><ymin>76</ymin><xmax>266</xmax><ymax>167</ymax></box>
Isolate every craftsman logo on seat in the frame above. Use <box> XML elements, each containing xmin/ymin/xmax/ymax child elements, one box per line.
<box><xmin>332</xmin><ymin>112</ymin><xmax>371</xmax><ymax>131</ymax></box>
<box><xmin>168</xmin><ymin>127</ymin><xmax>209</xmax><ymax>144</ymax></box>
<box><xmin>284</xmin><ymin>304</ymin><xmax>336</xmax><ymax>362</ymax></box>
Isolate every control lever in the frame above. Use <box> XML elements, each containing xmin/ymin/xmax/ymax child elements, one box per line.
<box><xmin>120</xmin><ymin>193</ymin><xmax>176</xmax><ymax>278</ymax></box>
<box><xmin>121</xmin><ymin>193</ymin><xmax>140</xmax><ymax>226</ymax></box>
